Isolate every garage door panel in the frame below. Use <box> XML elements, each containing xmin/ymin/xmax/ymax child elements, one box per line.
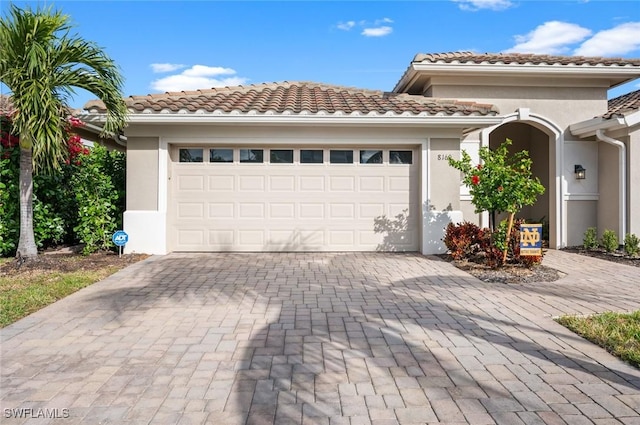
<box><xmin>238</xmin><ymin>230</ymin><xmax>264</xmax><ymax>245</ymax></box>
<box><xmin>300</xmin><ymin>176</ymin><xmax>325</xmax><ymax>191</ymax></box>
<box><xmin>178</xmin><ymin>175</ymin><xmax>204</xmax><ymax>191</ymax></box>
<box><xmin>329</xmin><ymin>176</ymin><xmax>355</xmax><ymax>191</ymax></box>
<box><xmin>209</xmin><ymin>175</ymin><xmax>234</xmax><ymax>191</ymax></box>
<box><xmin>177</xmin><ymin>229</ymin><xmax>205</xmax><ymax>245</ymax></box>
<box><xmin>171</xmin><ymin>147</ymin><xmax>419</xmax><ymax>252</ymax></box>
<box><xmin>208</xmin><ymin>230</ymin><xmax>234</xmax><ymax>248</ymax></box>
<box><xmin>208</xmin><ymin>203</ymin><xmax>234</xmax><ymax>218</ymax></box>
<box><xmin>270</xmin><ymin>176</ymin><xmax>295</xmax><ymax>191</ymax></box>
<box><xmin>329</xmin><ymin>231</ymin><xmax>355</xmax><ymax>245</ymax></box>
<box><xmin>239</xmin><ymin>203</ymin><xmax>265</xmax><ymax>218</ymax></box>
<box><xmin>300</xmin><ymin>203</ymin><xmax>324</xmax><ymax>219</ymax></box>
<box><xmin>177</xmin><ymin>203</ymin><xmax>204</xmax><ymax>218</ymax></box>
<box><xmin>270</xmin><ymin>203</ymin><xmax>295</xmax><ymax>219</ymax></box>
<box><xmin>329</xmin><ymin>204</ymin><xmax>355</xmax><ymax>219</ymax></box>
<box><xmin>359</xmin><ymin>203</ymin><xmax>385</xmax><ymax>219</ymax></box>
<box><xmin>239</xmin><ymin>175</ymin><xmax>265</xmax><ymax>191</ymax></box>
<box><xmin>360</xmin><ymin>176</ymin><xmax>384</xmax><ymax>191</ymax></box>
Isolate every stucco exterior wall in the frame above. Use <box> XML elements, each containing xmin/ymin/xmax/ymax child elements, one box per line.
<box><xmin>126</xmin><ymin>137</ymin><xmax>159</xmax><ymax>211</ymax></box>
<box><xmin>429</xmin><ymin>83</ymin><xmax>606</xmax><ymax>130</ymax></box>
<box><xmin>598</xmin><ymin>142</ymin><xmax>620</xmax><ymax>238</ymax></box>
<box><xmin>429</xmin><ymin>138</ymin><xmax>460</xmax><ymax>211</ymax></box>
<box><xmin>566</xmin><ymin>201</ymin><xmax>598</xmax><ymax>246</ymax></box>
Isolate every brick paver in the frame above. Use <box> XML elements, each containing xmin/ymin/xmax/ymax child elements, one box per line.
<box><xmin>1</xmin><ymin>250</ymin><xmax>639</xmax><ymax>424</ymax></box>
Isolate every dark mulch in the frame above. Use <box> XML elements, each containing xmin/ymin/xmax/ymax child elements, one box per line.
<box><xmin>436</xmin><ymin>253</ymin><xmax>564</xmax><ymax>284</ymax></box>
<box><xmin>561</xmin><ymin>247</ymin><xmax>640</xmax><ymax>268</ymax></box>
<box><xmin>0</xmin><ymin>250</ymin><xmax>149</xmax><ymax>277</ymax></box>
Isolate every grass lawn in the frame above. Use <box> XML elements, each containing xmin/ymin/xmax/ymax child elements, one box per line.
<box><xmin>0</xmin><ymin>253</ymin><xmax>146</xmax><ymax>328</ymax></box>
<box><xmin>556</xmin><ymin>311</ymin><xmax>640</xmax><ymax>368</ymax></box>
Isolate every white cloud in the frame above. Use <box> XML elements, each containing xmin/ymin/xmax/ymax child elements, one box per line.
<box><xmin>337</xmin><ymin>21</ymin><xmax>356</xmax><ymax>31</ymax></box>
<box><xmin>574</xmin><ymin>22</ymin><xmax>640</xmax><ymax>56</ymax></box>
<box><xmin>453</xmin><ymin>0</ymin><xmax>514</xmax><ymax>11</ymax></box>
<box><xmin>150</xmin><ymin>63</ymin><xmax>186</xmax><ymax>73</ymax></box>
<box><xmin>361</xmin><ymin>26</ymin><xmax>393</xmax><ymax>37</ymax></box>
<box><xmin>335</xmin><ymin>18</ymin><xmax>394</xmax><ymax>37</ymax></box>
<box><xmin>505</xmin><ymin>21</ymin><xmax>592</xmax><ymax>54</ymax></box>
<box><xmin>375</xmin><ymin>17</ymin><xmax>394</xmax><ymax>25</ymax></box>
<box><xmin>150</xmin><ymin>65</ymin><xmax>248</xmax><ymax>92</ymax></box>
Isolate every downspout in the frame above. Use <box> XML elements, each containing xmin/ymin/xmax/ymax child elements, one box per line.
<box><xmin>595</xmin><ymin>129</ymin><xmax>626</xmax><ymax>243</ymax></box>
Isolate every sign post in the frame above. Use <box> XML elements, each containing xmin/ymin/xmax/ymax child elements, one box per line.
<box><xmin>520</xmin><ymin>224</ymin><xmax>542</xmax><ymax>256</ymax></box>
<box><xmin>112</xmin><ymin>230</ymin><xmax>129</xmax><ymax>257</ymax></box>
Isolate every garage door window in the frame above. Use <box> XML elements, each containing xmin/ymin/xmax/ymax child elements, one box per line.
<box><xmin>330</xmin><ymin>150</ymin><xmax>353</xmax><ymax>164</ymax></box>
<box><xmin>240</xmin><ymin>149</ymin><xmax>264</xmax><ymax>163</ymax></box>
<box><xmin>179</xmin><ymin>148</ymin><xmax>204</xmax><ymax>163</ymax></box>
<box><xmin>270</xmin><ymin>149</ymin><xmax>294</xmax><ymax>164</ymax></box>
<box><xmin>360</xmin><ymin>150</ymin><xmax>382</xmax><ymax>164</ymax></box>
<box><xmin>390</xmin><ymin>150</ymin><xmax>413</xmax><ymax>164</ymax></box>
<box><xmin>300</xmin><ymin>150</ymin><xmax>323</xmax><ymax>164</ymax></box>
<box><xmin>210</xmin><ymin>149</ymin><xmax>233</xmax><ymax>163</ymax></box>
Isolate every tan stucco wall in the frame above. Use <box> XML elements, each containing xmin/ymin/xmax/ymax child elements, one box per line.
<box><xmin>429</xmin><ymin>138</ymin><xmax>460</xmax><ymax>212</ymax></box>
<box><xmin>598</xmin><ymin>142</ymin><xmax>620</xmax><ymax>238</ymax></box>
<box><xmin>460</xmin><ymin>200</ymin><xmax>479</xmax><ymax>224</ymax></box>
<box><xmin>126</xmin><ymin>137</ymin><xmax>159</xmax><ymax>211</ymax></box>
<box><xmin>429</xmin><ymin>83</ymin><xmax>606</xmax><ymax>130</ymax></box>
<box><xmin>567</xmin><ymin>201</ymin><xmax>597</xmax><ymax>246</ymax></box>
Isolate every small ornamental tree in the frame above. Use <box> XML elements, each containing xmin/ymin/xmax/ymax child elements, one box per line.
<box><xmin>448</xmin><ymin>139</ymin><xmax>545</xmax><ymax>264</ymax></box>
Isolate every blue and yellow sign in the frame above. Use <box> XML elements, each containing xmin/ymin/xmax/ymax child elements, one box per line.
<box><xmin>520</xmin><ymin>224</ymin><xmax>542</xmax><ymax>256</ymax></box>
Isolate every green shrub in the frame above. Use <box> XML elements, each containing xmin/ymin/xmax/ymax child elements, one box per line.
<box><xmin>0</xmin><ymin>114</ymin><xmax>126</xmax><ymax>256</ymax></box>
<box><xmin>583</xmin><ymin>227</ymin><xmax>598</xmax><ymax>250</ymax></box>
<box><xmin>72</xmin><ymin>144</ymin><xmax>119</xmax><ymax>254</ymax></box>
<box><xmin>601</xmin><ymin>229</ymin><xmax>619</xmax><ymax>253</ymax></box>
<box><xmin>624</xmin><ymin>233</ymin><xmax>640</xmax><ymax>257</ymax></box>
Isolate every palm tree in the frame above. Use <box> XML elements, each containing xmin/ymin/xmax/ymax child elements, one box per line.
<box><xmin>0</xmin><ymin>5</ymin><xmax>127</xmax><ymax>260</ymax></box>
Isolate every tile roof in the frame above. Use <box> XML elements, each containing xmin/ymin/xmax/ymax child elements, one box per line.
<box><xmin>411</xmin><ymin>51</ymin><xmax>640</xmax><ymax>67</ymax></box>
<box><xmin>603</xmin><ymin>90</ymin><xmax>640</xmax><ymax>119</ymax></box>
<box><xmin>84</xmin><ymin>81</ymin><xmax>498</xmax><ymax>117</ymax></box>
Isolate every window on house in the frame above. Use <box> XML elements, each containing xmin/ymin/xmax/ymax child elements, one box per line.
<box><xmin>270</xmin><ymin>149</ymin><xmax>294</xmax><ymax>163</ymax></box>
<box><xmin>210</xmin><ymin>148</ymin><xmax>233</xmax><ymax>163</ymax></box>
<box><xmin>390</xmin><ymin>150</ymin><xmax>413</xmax><ymax>164</ymax></box>
<box><xmin>329</xmin><ymin>150</ymin><xmax>353</xmax><ymax>164</ymax></box>
<box><xmin>300</xmin><ymin>150</ymin><xmax>323</xmax><ymax>164</ymax></box>
<box><xmin>240</xmin><ymin>149</ymin><xmax>264</xmax><ymax>163</ymax></box>
<box><xmin>179</xmin><ymin>148</ymin><xmax>204</xmax><ymax>163</ymax></box>
<box><xmin>360</xmin><ymin>150</ymin><xmax>383</xmax><ymax>164</ymax></box>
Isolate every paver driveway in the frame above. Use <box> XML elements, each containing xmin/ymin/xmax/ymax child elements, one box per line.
<box><xmin>1</xmin><ymin>251</ymin><xmax>640</xmax><ymax>424</ymax></box>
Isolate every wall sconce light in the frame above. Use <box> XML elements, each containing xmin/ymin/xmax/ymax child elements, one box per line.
<box><xmin>575</xmin><ymin>164</ymin><xmax>586</xmax><ymax>180</ymax></box>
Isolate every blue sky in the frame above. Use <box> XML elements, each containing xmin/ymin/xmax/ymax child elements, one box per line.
<box><xmin>5</xmin><ymin>0</ymin><xmax>640</xmax><ymax>108</ymax></box>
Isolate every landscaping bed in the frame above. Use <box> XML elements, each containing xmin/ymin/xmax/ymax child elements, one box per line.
<box><xmin>561</xmin><ymin>246</ymin><xmax>640</xmax><ymax>268</ymax></box>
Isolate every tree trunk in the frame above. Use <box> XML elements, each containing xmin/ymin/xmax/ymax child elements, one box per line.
<box><xmin>16</xmin><ymin>146</ymin><xmax>38</xmax><ymax>259</ymax></box>
<box><xmin>502</xmin><ymin>212</ymin><xmax>515</xmax><ymax>264</ymax></box>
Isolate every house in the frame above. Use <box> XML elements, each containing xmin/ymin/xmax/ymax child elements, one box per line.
<box><xmin>82</xmin><ymin>52</ymin><xmax>640</xmax><ymax>255</ymax></box>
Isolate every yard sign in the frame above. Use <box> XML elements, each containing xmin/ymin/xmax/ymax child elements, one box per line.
<box><xmin>520</xmin><ymin>224</ymin><xmax>542</xmax><ymax>256</ymax></box>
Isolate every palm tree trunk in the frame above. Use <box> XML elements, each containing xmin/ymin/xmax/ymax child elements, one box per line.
<box><xmin>16</xmin><ymin>146</ymin><xmax>38</xmax><ymax>259</ymax></box>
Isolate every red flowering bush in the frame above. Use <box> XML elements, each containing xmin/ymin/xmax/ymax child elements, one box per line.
<box><xmin>0</xmin><ymin>114</ymin><xmax>125</xmax><ymax>256</ymax></box>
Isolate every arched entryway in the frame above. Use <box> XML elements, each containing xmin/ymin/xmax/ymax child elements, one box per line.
<box><xmin>481</xmin><ymin>109</ymin><xmax>565</xmax><ymax>248</ymax></box>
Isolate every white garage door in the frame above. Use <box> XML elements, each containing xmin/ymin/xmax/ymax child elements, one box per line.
<box><xmin>169</xmin><ymin>146</ymin><xmax>419</xmax><ymax>252</ymax></box>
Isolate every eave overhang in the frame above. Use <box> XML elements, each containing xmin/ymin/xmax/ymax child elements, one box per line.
<box><xmin>395</xmin><ymin>63</ymin><xmax>640</xmax><ymax>94</ymax></box>
<box><xmin>570</xmin><ymin>110</ymin><xmax>640</xmax><ymax>137</ymax></box>
<box><xmin>81</xmin><ymin>112</ymin><xmax>503</xmax><ymax>128</ymax></box>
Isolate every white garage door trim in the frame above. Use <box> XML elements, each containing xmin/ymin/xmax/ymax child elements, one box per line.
<box><xmin>169</xmin><ymin>145</ymin><xmax>420</xmax><ymax>252</ymax></box>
